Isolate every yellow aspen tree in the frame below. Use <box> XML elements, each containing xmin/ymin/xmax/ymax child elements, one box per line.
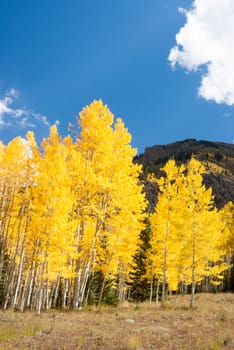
<box><xmin>95</xmin><ymin>117</ymin><xmax>146</xmax><ymax>304</ymax></box>
<box><xmin>0</xmin><ymin>134</ymin><xmax>38</xmax><ymax>309</ymax></box>
<box><xmin>0</xmin><ymin>141</ymin><xmax>12</xmax><ymax>306</ymax></box>
<box><xmin>144</xmin><ymin>248</ymin><xmax>163</xmax><ymax>306</ymax></box>
<box><xmin>17</xmin><ymin>131</ymin><xmax>41</xmax><ymax>311</ymax></box>
<box><xmin>12</xmin><ymin>132</ymin><xmax>40</xmax><ymax>310</ymax></box>
<box><xmin>28</xmin><ymin>126</ymin><xmax>77</xmax><ymax>312</ymax></box>
<box><xmin>0</xmin><ymin>137</ymin><xmax>25</xmax><ymax>274</ymax></box>
<box><xmin>70</xmin><ymin>100</ymin><xmax>146</xmax><ymax>307</ymax></box>
<box><xmin>0</xmin><ymin>141</ymin><xmax>7</xmax><ymax>275</ymax></box>
<box><xmin>0</xmin><ymin>141</ymin><xmax>7</xmax><ymax>306</ymax></box>
<box><xmin>180</xmin><ymin>158</ymin><xmax>228</xmax><ymax>308</ymax></box>
<box><xmin>218</xmin><ymin>201</ymin><xmax>234</xmax><ymax>289</ymax></box>
<box><xmin>69</xmin><ymin>100</ymin><xmax>114</xmax><ymax>307</ymax></box>
<box><xmin>149</xmin><ymin>160</ymin><xmax>185</xmax><ymax>305</ymax></box>
<box><xmin>219</xmin><ymin>201</ymin><xmax>234</xmax><ymax>254</ymax></box>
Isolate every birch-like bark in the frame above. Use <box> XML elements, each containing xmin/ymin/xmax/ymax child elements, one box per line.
<box><xmin>162</xmin><ymin>221</ymin><xmax>170</xmax><ymax>306</ymax></box>
<box><xmin>156</xmin><ymin>278</ymin><xmax>160</xmax><ymax>306</ymax></box>
<box><xmin>97</xmin><ymin>275</ymin><xmax>106</xmax><ymax>309</ymax></box>
<box><xmin>149</xmin><ymin>274</ymin><xmax>153</xmax><ymax>307</ymax></box>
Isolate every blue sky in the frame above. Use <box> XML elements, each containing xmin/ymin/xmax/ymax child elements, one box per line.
<box><xmin>0</xmin><ymin>0</ymin><xmax>233</xmax><ymax>153</ymax></box>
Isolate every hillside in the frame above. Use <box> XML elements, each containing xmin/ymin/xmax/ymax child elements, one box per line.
<box><xmin>135</xmin><ymin>139</ymin><xmax>234</xmax><ymax>210</ymax></box>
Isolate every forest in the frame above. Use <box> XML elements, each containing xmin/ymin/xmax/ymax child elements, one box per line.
<box><xmin>0</xmin><ymin>100</ymin><xmax>233</xmax><ymax>313</ymax></box>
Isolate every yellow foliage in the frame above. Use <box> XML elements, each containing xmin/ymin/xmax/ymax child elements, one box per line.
<box><xmin>148</xmin><ymin>158</ymin><xmax>229</xmax><ymax>297</ymax></box>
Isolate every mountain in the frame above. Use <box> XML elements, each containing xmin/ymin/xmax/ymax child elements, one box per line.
<box><xmin>135</xmin><ymin>139</ymin><xmax>234</xmax><ymax>210</ymax></box>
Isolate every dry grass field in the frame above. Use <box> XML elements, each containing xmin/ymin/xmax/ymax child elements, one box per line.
<box><xmin>0</xmin><ymin>293</ymin><xmax>233</xmax><ymax>349</ymax></box>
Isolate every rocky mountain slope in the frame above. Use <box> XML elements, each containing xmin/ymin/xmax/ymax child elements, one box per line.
<box><xmin>135</xmin><ymin>139</ymin><xmax>234</xmax><ymax>210</ymax></box>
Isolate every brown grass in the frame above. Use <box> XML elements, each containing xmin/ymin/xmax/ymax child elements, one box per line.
<box><xmin>0</xmin><ymin>293</ymin><xmax>234</xmax><ymax>349</ymax></box>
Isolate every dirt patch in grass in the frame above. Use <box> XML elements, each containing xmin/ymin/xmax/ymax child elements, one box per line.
<box><xmin>0</xmin><ymin>293</ymin><xmax>234</xmax><ymax>349</ymax></box>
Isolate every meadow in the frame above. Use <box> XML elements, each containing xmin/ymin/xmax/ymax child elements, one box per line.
<box><xmin>0</xmin><ymin>293</ymin><xmax>233</xmax><ymax>349</ymax></box>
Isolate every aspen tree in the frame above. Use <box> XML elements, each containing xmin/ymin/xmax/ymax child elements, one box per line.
<box><xmin>144</xmin><ymin>248</ymin><xmax>163</xmax><ymax>306</ymax></box>
<box><xmin>69</xmin><ymin>100</ymin><xmax>114</xmax><ymax>307</ymax></box>
<box><xmin>219</xmin><ymin>201</ymin><xmax>234</xmax><ymax>289</ymax></box>
<box><xmin>96</xmin><ymin>117</ymin><xmax>146</xmax><ymax>304</ymax></box>
<box><xmin>12</xmin><ymin>132</ymin><xmax>40</xmax><ymax>310</ymax></box>
<box><xmin>219</xmin><ymin>201</ymin><xmax>234</xmax><ymax>253</ymax></box>
<box><xmin>180</xmin><ymin>158</ymin><xmax>228</xmax><ymax>308</ymax></box>
<box><xmin>0</xmin><ymin>135</ymin><xmax>37</xmax><ymax>309</ymax></box>
<box><xmin>27</xmin><ymin>126</ymin><xmax>77</xmax><ymax>312</ymax></box>
<box><xmin>149</xmin><ymin>160</ymin><xmax>185</xmax><ymax>305</ymax></box>
<box><xmin>18</xmin><ymin>131</ymin><xmax>42</xmax><ymax>311</ymax></box>
<box><xmin>71</xmin><ymin>100</ymin><xmax>146</xmax><ymax>307</ymax></box>
<box><xmin>0</xmin><ymin>141</ymin><xmax>7</xmax><ymax>278</ymax></box>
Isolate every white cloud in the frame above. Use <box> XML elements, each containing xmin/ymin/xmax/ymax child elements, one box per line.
<box><xmin>168</xmin><ymin>0</ymin><xmax>234</xmax><ymax>105</ymax></box>
<box><xmin>33</xmin><ymin>113</ymin><xmax>50</xmax><ymax>127</ymax></box>
<box><xmin>0</xmin><ymin>88</ymin><xmax>50</xmax><ymax>131</ymax></box>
